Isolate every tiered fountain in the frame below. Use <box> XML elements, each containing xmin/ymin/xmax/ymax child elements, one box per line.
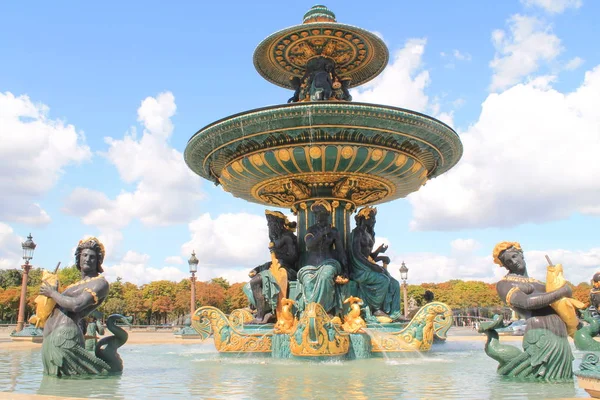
<box><xmin>184</xmin><ymin>5</ymin><xmax>463</xmax><ymax>358</ymax></box>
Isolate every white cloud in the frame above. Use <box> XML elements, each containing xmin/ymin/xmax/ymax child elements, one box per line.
<box><xmin>0</xmin><ymin>92</ymin><xmax>91</xmax><ymax>225</ymax></box>
<box><xmin>451</xmin><ymin>239</ymin><xmax>480</xmax><ymax>254</ymax></box>
<box><xmin>0</xmin><ymin>223</ymin><xmax>25</xmax><ymax>269</ymax></box>
<box><xmin>565</xmin><ymin>56</ymin><xmax>584</xmax><ymax>71</ymax></box>
<box><xmin>351</xmin><ymin>38</ymin><xmax>451</xmax><ymax>124</ymax></box>
<box><xmin>382</xmin><ymin>238</ymin><xmax>599</xmax><ymax>286</ymax></box>
<box><xmin>452</xmin><ymin>98</ymin><xmax>466</xmax><ymax>109</ymax></box>
<box><xmin>409</xmin><ymin>65</ymin><xmax>600</xmax><ymax>230</ymax></box>
<box><xmin>524</xmin><ymin>247</ymin><xmax>600</xmax><ymax>286</ymax></box>
<box><xmin>165</xmin><ymin>255</ymin><xmax>184</xmax><ymax>265</ymax></box>
<box><xmin>351</xmin><ymin>38</ymin><xmax>431</xmax><ymax>112</ymax></box>
<box><xmin>182</xmin><ymin>212</ymin><xmax>269</xmax><ymax>270</ymax></box>
<box><xmin>102</xmin><ymin>250</ymin><xmax>188</xmax><ymax>285</ymax></box>
<box><xmin>521</xmin><ymin>0</ymin><xmax>582</xmax><ymax>14</ymax></box>
<box><xmin>63</xmin><ymin>92</ymin><xmax>203</xmax><ymax>250</ymax></box>
<box><xmin>490</xmin><ymin>15</ymin><xmax>563</xmax><ymax>91</ymax></box>
<box><xmin>453</xmin><ymin>49</ymin><xmax>472</xmax><ymax>61</ymax></box>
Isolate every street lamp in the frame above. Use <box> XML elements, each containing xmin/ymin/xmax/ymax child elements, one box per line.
<box><xmin>188</xmin><ymin>251</ymin><xmax>199</xmax><ymax>316</ymax></box>
<box><xmin>16</xmin><ymin>234</ymin><xmax>36</xmax><ymax>331</ymax></box>
<box><xmin>399</xmin><ymin>261</ymin><xmax>409</xmax><ymax>318</ymax></box>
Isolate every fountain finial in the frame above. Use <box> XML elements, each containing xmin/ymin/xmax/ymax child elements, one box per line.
<box><xmin>303</xmin><ymin>5</ymin><xmax>336</xmax><ymax>24</ymax></box>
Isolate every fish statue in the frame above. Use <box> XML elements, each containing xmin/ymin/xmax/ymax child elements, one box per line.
<box><xmin>342</xmin><ymin>296</ymin><xmax>367</xmax><ymax>333</ymax></box>
<box><xmin>29</xmin><ymin>264</ymin><xmax>60</xmax><ymax>328</ymax></box>
<box><xmin>546</xmin><ymin>261</ymin><xmax>586</xmax><ymax>337</ymax></box>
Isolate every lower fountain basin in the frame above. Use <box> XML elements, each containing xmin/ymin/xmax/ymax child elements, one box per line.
<box><xmin>0</xmin><ymin>338</ymin><xmax>587</xmax><ymax>399</ymax></box>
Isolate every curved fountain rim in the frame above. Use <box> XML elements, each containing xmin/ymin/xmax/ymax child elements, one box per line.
<box><xmin>252</xmin><ymin>21</ymin><xmax>390</xmax><ymax>90</ymax></box>
<box><xmin>187</xmin><ymin>101</ymin><xmax>459</xmax><ymax>144</ymax></box>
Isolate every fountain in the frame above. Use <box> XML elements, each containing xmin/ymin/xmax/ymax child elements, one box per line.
<box><xmin>184</xmin><ymin>5</ymin><xmax>462</xmax><ymax>358</ymax></box>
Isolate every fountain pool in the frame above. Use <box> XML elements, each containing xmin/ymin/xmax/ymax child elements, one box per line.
<box><xmin>0</xmin><ymin>339</ymin><xmax>587</xmax><ymax>399</ymax></box>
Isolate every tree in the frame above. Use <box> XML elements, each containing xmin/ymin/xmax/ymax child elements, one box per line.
<box><xmin>197</xmin><ymin>281</ymin><xmax>226</xmax><ymax>309</ymax></box>
<box><xmin>211</xmin><ymin>277</ymin><xmax>230</xmax><ymax>290</ymax></box>
<box><xmin>28</xmin><ymin>267</ymin><xmax>43</xmax><ymax>287</ymax></box>
<box><xmin>58</xmin><ymin>265</ymin><xmax>80</xmax><ymax>287</ymax></box>
<box><xmin>227</xmin><ymin>283</ymin><xmax>249</xmax><ymax>312</ymax></box>
<box><xmin>0</xmin><ymin>287</ymin><xmax>20</xmax><ymax>322</ymax></box>
<box><xmin>122</xmin><ymin>282</ymin><xmax>145</xmax><ymax>324</ymax></box>
<box><xmin>573</xmin><ymin>282</ymin><xmax>592</xmax><ymax>305</ymax></box>
<box><xmin>142</xmin><ymin>281</ymin><xmax>178</xmax><ymax>324</ymax></box>
<box><xmin>0</xmin><ymin>269</ymin><xmax>22</xmax><ymax>289</ymax></box>
<box><xmin>173</xmin><ymin>289</ymin><xmax>192</xmax><ymax>323</ymax></box>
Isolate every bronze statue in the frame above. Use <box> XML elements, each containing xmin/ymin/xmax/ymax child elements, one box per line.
<box><xmin>244</xmin><ymin>211</ymin><xmax>299</xmax><ymax>324</ymax></box>
<box><xmin>349</xmin><ymin>206</ymin><xmax>401</xmax><ymax>321</ymax></box>
<box><xmin>296</xmin><ymin>200</ymin><xmax>348</xmax><ymax>316</ymax></box>
<box><xmin>480</xmin><ymin>241</ymin><xmax>575</xmax><ymax>381</ymax></box>
<box><xmin>84</xmin><ymin>314</ymin><xmax>104</xmax><ymax>351</ymax></box>
<box><xmin>573</xmin><ymin>272</ymin><xmax>600</xmax><ymax>351</ymax></box>
<box><xmin>590</xmin><ymin>272</ymin><xmax>600</xmax><ymax>311</ymax></box>
<box><xmin>39</xmin><ymin>237</ymin><xmax>129</xmax><ymax>376</ymax></box>
<box><xmin>287</xmin><ymin>56</ymin><xmax>352</xmax><ymax>103</ymax></box>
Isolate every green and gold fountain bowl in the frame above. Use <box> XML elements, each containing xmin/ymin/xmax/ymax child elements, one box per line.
<box><xmin>184</xmin><ymin>102</ymin><xmax>462</xmax><ymax>209</ymax></box>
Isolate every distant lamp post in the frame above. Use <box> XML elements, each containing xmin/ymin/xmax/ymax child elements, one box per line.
<box><xmin>399</xmin><ymin>261</ymin><xmax>409</xmax><ymax>318</ymax></box>
<box><xmin>16</xmin><ymin>234</ymin><xmax>36</xmax><ymax>332</ymax></box>
<box><xmin>188</xmin><ymin>251</ymin><xmax>199</xmax><ymax>316</ymax></box>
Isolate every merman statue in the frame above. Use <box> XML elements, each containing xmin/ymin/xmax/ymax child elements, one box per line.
<box><xmin>38</xmin><ymin>237</ymin><xmax>129</xmax><ymax>376</ymax></box>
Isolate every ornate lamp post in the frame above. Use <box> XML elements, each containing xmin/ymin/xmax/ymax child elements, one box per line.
<box><xmin>188</xmin><ymin>251</ymin><xmax>199</xmax><ymax>316</ymax></box>
<box><xmin>399</xmin><ymin>261</ymin><xmax>409</xmax><ymax>318</ymax></box>
<box><xmin>16</xmin><ymin>234</ymin><xmax>36</xmax><ymax>332</ymax></box>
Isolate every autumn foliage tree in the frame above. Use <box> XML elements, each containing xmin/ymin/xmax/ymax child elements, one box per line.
<box><xmin>2</xmin><ymin>268</ymin><xmax>597</xmax><ymax>327</ymax></box>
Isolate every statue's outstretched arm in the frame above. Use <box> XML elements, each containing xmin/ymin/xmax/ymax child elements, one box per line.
<box><xmin>508</xmin><ymin>284</ymin><xmax>571</xmax><ymax>310</ymax></box>
<box><xmin>40</xmin><ymin>281</ymin><xmax>108</xmax><ymax>313</ymax></box>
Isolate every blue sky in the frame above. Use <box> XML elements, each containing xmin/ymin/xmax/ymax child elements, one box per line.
<box><xmin>1</xmin><ymin>0</ymin><xmax>598</xmax><ymax>286</ymax></box>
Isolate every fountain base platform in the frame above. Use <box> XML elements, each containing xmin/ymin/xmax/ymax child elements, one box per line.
<box><xmin>191</xmin><ymin>301</ymin><xmax>452</xmax><ymax>358</ymax></box>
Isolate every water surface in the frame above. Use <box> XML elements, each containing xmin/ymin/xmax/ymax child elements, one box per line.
<box><xmin>0</xmin><ymin>340</ymin><xmax>588</xmax><ymax>399</ymax></box>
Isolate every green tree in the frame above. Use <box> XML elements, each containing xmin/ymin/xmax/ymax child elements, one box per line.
<box><xmin>58</xmin><ymin>265</ymin><xmax>80</xmax><ymax>287</ymax></box>
<box><xmin>0</xmin><ymin>269</ymin><xmax>22</xmax><ymax>289</ymax></box>
<box><xmin>211</xmin><ymin>277</ymin><xmax>230</xmax><ymax>290</ymax></box>
<box><xmin>28</xmin><ymin>267</ymin><xmax>43</xmax><ymax>287</ymax></box>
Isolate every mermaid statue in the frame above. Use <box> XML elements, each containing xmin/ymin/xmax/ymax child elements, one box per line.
<box><xmin>349</xmin><ymin>206</ymin><xmax>401</xmax><ymax>322</ymax></box>
<box><xmin>480</xmin><ymin>241</ymin><xmax>575</xmax><ymax>381</ymax></box>
<box><xmin>38</xmin><ymin>237</ymin><xmax>129</xmax><ymax>376</ymax></box>
<box><xmin>295</xmin><ymin>200</ymin><xmax>348</xmax><ymax>316</ymax></box>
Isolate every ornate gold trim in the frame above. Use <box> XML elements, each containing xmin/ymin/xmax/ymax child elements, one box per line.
<box><xmin>502</xmin><ymin>274</ymin><xmax>542</xmax><ymax>284</ymax></box>
<box><xmin>505</xmin><ymin>286</ymin><xmax>521</xmax><ymax>307</ymax></box>
<box><xmin>370</xmin><ymin>302</ymin><xmax>453</xmax><ymax>352</ymax></box>
<box><xmin>194</xmin><ymin>306</ymin><xmax>272</xmax><ymax>353</ymax></box>
<box><xmin>83</xmin><ymin>288</ymin><xmax>99</xmax><ymax>305</ymax></box>
<box><xmin>202</xmin><ymin>124</ymin><xmax>444</xmax><ymax>173</ymax></box>
<box><xmin>290</xmin><ymin>302</ymin><xmax>350</xmax><ymax>356</ymax></box>
<box><xmin>64</xmin><ymin>275</ymin><xmax>105</xmax><ymax>290</ymax></box>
